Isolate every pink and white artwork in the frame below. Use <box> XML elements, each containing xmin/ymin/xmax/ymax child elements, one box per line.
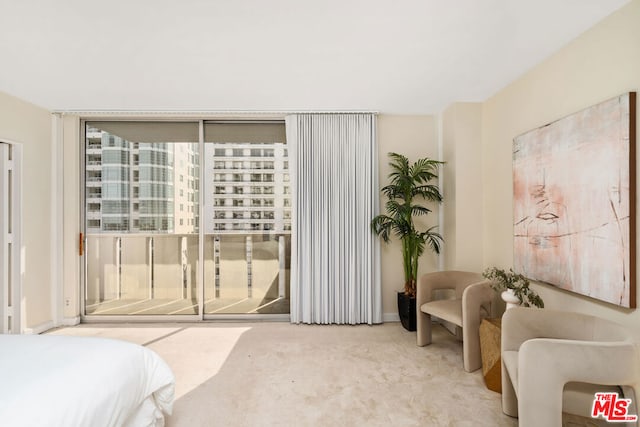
<box><xmin>513</xmin><ymin>93</ymin><xmax>636</xmax><ymax>308</ymax></box>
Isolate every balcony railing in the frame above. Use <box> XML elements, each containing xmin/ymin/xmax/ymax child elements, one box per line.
<box><xmin>85</xmin><ymin>233</ymin><xmax>290</xmax><ymax>315</ymax></box>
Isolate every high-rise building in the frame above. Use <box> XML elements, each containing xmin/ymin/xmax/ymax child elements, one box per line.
<box><xmin>86</xmin><ymin>127</ymin><xmax>290</xmax><ymax>235</ymax></box>
<box><xmin>172</xmin><ymin>143</ymin><xmax>200</xmax><ymax>234</ymax></box>
<box><xmin>85</xmin><ymin>127</ymin><xmax>200</xmax><ymax>234</ymax></box>
<box><xmin>204</xmin><ymin>142</ymin><xmax>291</xmax><ymax>234</ymax></box>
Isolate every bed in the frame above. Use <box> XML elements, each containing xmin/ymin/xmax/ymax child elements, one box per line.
<box><xmin>0</xmin><ymin>334</ymin><xmax>175</xmax><ymax>427</ymax></box>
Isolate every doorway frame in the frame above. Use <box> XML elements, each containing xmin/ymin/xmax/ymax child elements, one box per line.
<box><xmin>79</xmin><ymin>117</ymin><xmax>290</xmax><ymax>323</ymax></box>
<box><xmin>0</xmin><ymin>140</ymin><xmax>23</xmax><ymax>333</ymax></box>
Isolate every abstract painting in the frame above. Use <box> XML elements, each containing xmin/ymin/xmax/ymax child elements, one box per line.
<box><xmin>513</xmin><ymin>92</ymin><xmax>636</xmax><ymax>308</ymax></box>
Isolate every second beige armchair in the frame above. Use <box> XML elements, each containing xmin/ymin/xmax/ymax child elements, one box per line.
<box><xmin>502</xmin><ymin>307</ymin><xmax>640</xmax><ymax>426</ymax></box>
<box><xmin>416</xmin><ymin>270</ymin><xmax>498</xmax><ymax>372</ymax></box>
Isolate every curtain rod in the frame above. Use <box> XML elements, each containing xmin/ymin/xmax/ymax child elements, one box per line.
<box><xmin>53</xmin><ymin>109</ymin><xmax>379</xmax><ymax>117</ymax></box>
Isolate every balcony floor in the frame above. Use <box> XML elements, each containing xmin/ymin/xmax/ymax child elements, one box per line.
<box><xmin>85</xmin><ymin>296</ymin><xmax>290</xmax><ymax>316</ymax></box>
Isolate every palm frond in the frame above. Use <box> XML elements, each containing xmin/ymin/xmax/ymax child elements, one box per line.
<box><xmin>412</xmin><ymin>184</ymin><xmax>443</xmax><ymax>202</ymax></box>
<box><xmin>370</xmin><ymin>215</ymin><xmax>394</xmax><ymax>242</ymax></box>
<box><xmin>410</xmin><ymin>158</ymin><xmax>444</xmax><ymax>183</ymax></box>
<box><xmin>385</xmin><ymin>200</ymin><xmax>401</xmax><ymax>217</ymax></box>
<box><xmin>410</xmin><ymin>205</ymin><xmax>432</xmax><ymax>216</ymax></box>
<box><xmin>420</xmin><ymin>226</ymin><xmax>443</xmax><ymax>254</ymax></box>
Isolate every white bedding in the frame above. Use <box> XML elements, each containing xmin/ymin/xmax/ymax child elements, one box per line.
<box><xmin>0</xmin><ymin>334</ymin><xmax>175</xmax><ymax>427</ymax></box>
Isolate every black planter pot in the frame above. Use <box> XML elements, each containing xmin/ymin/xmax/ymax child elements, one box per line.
<box><xmin>397</xmin><ymin>291</ymin><xmax>417</xmax><ymax>331</ymax></box>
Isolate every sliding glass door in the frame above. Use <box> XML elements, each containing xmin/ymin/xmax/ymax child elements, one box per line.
<box><xmin>84</xmin><ymin>122</ymin><xmax>200</xmax><ymax>316</ymax></box>
<box><xmin>203</xmin><ymin>122</ymin><xmax>291</xmax><ymax>314</ymax></box>
<box><xmin>83</xmin><ymin>120</ymin><xmax>290</xmax><ymax>318</ymax></box>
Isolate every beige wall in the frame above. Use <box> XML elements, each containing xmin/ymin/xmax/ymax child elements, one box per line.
<box><xmin>481</xmin><ymin>0</ymin><xmax>640</xmax><ymax>326</ymax></box>
<box><xmin>0</xmin><ymin>90</ymin><xmax>53</xmax><ymax>330</ymax></box>
<box><xmin>377</xmin><ymin>115</ymin><xmax>441</xmax><ymax>316</ymax></box>
<box><xmin>441</xmin><ymin>103</ymin><xmax>483</xmax><ymax>272</ymax></box>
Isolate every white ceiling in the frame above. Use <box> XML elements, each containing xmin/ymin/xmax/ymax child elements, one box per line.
<box><xmin>0</xmin><ymin>0</ymin><xmax>630</xmax><ymax>114</ymax></box>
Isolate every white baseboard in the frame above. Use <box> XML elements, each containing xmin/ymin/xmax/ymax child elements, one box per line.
<box><xmin>23</xmin><ymin>320</ymin><xmax>55</xmax><ymax>335</ymax></box>
<box><xmin>61</xmin><ymin>316</ymin><xmax>80</xmax><ymax>327</ymax></box>
<box><xmin>383</xmin><ymin>312</ymin><xmax>400</xmax><ymax>322</ymax></box>
<box><xmin>22</xmin><ymin>316</ymin><xmax>80</xmax><ymax>335</ymax></box>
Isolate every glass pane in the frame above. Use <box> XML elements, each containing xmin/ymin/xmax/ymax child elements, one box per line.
<box><xmin>203</xmin><ymin>138</ymin><xmax>291</xmax><ymax>314</ymax></box>
<box><xmin>85</xmin><ymin>123</ymin><xmax>200</xmax><ymax>315</ymax></box>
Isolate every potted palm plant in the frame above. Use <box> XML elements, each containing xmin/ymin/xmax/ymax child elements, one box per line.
<box><xmin>371</xmin><ymin>152</ymin><xmax>444</xmax><ymax>331</ymax></box>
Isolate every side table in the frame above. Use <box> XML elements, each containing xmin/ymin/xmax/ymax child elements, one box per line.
<box><xmin>479</xmin><ymin>317</ymin><xmax>502</xmax><ymax>393</ymax></box>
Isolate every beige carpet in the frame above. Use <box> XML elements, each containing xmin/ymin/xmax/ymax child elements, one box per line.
<box><xmin>49</xmin><ymin>322</ymin><xmax>516</xmax><ymax>426</ymax></box>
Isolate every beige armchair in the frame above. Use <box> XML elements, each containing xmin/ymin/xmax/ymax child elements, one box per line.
<box><xmin>416</xmin><ymin>270</ymin><xmax>497</xmax><ymax>372</ymax></box>
<box><xmin>502</xmin><ymin>307</ymin><xmax>640</xmax><ymax>427</ymax></box>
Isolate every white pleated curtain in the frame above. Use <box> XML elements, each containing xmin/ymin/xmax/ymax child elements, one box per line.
<box><xmin>286</xmin><ymin>114</ymin><xmax>381</xmax><ymax>325</ymax></box>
